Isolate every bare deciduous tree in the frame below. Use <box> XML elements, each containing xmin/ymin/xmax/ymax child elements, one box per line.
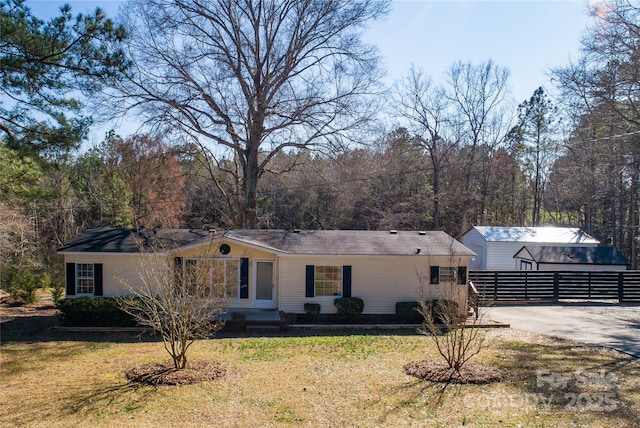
<box><xmin>445</xmin><ymin>60</ymin><xmax>511</xmax><ymax>233</ymax></box>
<box><xmin>395</xmin><ymin>66</ymin><xmax>456</xmax><ymax>230</ymax></box>
<box><xmin>417</xmin><ymin>248</ymin><xmax>490</xmax><ymax>374</ymax></box>
<box><xmin>117</xmin><ymin>240</ymin><xmax>227</xmax><ymax>369</ymax></box>
<box><xmin>108</xmin><ymin>0</ymin><xmax>389</xmax><ymax>228</ymax></box>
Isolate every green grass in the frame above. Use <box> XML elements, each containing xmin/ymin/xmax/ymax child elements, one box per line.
<box><xmin>1</xmin><ymin>329</ymin><xmax>639</xmax><ymax>427</ymax></box>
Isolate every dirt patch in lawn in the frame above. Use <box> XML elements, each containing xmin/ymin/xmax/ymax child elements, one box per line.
<box><xmin>0</xmin><ymin>291</ymin><xmax>60</xmax><ymax>342</ymax></box>
<box><xmin>125</xmin><ymin>360</ymin><xmax>227</xmax><ymax>386</ymax></box>
<box><xmin>403</xmin><ymin>359</ymin><xmax>507</xmax><ymax>384</ymax></box>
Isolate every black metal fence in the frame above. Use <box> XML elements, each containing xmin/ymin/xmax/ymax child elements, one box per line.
<box><xmin>469</xmin><ymin>270</ymin><xmax>640</xmax><ymax>303</ymax></box>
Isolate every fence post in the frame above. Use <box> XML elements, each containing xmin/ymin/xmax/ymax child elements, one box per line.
<box><xmin>553</xmin><ymin>272</ymin><xmax>559</xmax><ymax>301</ymax></box>
<box><xmin>618</xmin><ymin>272</ymin><xmax>624</xmax><ymax>303</ymax></box>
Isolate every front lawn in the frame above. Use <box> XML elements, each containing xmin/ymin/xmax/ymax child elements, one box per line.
<box><xmin>1</xmin><ymin>303</ymin><xmax>639</xmax><ymax>427</ymax></box>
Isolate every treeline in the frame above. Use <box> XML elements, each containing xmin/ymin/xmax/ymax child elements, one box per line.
<box><xmin>2</xmin><ymin>117</ymin><xmax>637</xmax><ymax>277</ymax></box>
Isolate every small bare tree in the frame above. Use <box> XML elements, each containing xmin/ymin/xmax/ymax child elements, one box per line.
<box><xmin>417</xmin><ymin>247</ymin><xmax>489</xmax><ymax>374</ymax></box>
<box><xmin>117</xmin><ymin>240</ymin><xmax>228</xmax><ymax>369</ymax></box>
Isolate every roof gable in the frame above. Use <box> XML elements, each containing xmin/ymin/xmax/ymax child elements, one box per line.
<box><xmin>471</xmin><ymin>226</ymin><xmax>599</xmax><ymax>244</ymax></box>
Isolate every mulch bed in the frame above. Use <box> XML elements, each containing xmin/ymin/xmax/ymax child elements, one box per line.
<box><xmin>125</xmin><ymin>360</ymin><xmax>227</xmax><ymax>386</ymax></box>
<box><xmin>404</xmin><ymin>359</ymin><xmax>506</xmax><ymax>384</ymax></box>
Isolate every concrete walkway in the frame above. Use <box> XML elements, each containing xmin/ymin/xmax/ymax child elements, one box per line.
<box><xmin>486</xmin><ymin>303</ymin><xmax>640</xmax><ymax>357</ymax></box>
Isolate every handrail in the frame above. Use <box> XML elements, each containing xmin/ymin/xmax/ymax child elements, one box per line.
<box><xmin>468</xmin><ymin>280</ymin><xmax>479</xmax><ymax>319</ymax></box>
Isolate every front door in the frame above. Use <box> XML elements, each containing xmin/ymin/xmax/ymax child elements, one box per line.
<box><xmin>255</xmin><ymin>261</ymin><xmax>274</xmax><ymax>308</ymax></box>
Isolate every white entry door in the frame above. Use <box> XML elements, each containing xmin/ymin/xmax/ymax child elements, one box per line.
<box><xmin>255</xmin><ymin>261</ymin><xmax>274</xmax><ymax>308</ymax></box>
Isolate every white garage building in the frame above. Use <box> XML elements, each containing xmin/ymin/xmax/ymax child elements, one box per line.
<box><xmin>461</xmin><ymin>226</ymin><xmax>600</xmax><ymax>271</ymax></box>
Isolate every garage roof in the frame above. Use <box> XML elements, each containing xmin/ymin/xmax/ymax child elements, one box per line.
<box><xmin>471</xmin><ymin>226</ymin><xmax>599</xmax><ymax>244</ymax></box>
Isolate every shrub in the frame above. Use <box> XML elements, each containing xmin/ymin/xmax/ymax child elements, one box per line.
<box><xmin>303</xmin><ymin>303</ymin><xmax>321</xmax><ymax>322</ymax></box>
<box><xmin>395</xmin><ymin>301</ymin><xmax>422</xmax><ymax>323</ymax></box>
<box><xmin>422</xmin><ymin>299</ymin><xmax>460</xmax><ymax>325</ymax></box>
<box><xmin>39</xmin><ymin>273</ymin><xmax>52</xmax><ymax>290</ymax></box>
<box><xmin>1</xmin><ymin>265</ymin><xmax>21</xmax><ymax>300</ymax></box>
<box><xmin>1</xmin><ymin>267</ymin><xmax>40</xmax><ymax>304</ymax></box>
<box><xmin>19</xmin><ymin>270</ymin><xmax>39</xmax><ymax>304</ymax></box>
<box><xmin>50</xmin><ymin>282</ymin><xmax>65</xmax><ymax>305</ymax></box>
<box><xmin>56</xmin><ymin>297</ymin><xmax>138</xmax><ymax>327</ymax></box>
<box><xmin>333</xmin><ymin>297</ymin><xmax>364</xmax><ymax>323</ymax></box>
<box><xmin>396</xmin><ymin>300</ymin><xmax>461</xmax><ymax>325</ymax></box>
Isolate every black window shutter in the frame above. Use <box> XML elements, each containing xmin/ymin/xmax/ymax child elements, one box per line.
<box><xmin>66</xmin><ymin>263</ymin><xmax>76</xmax><ymax>296</ymax></box>
<box><xmin>342</xmin><ymin>265</ymin><xmax>352</xmax><ymax>297</ymax></box>
<box><xmin>430</xmin><ymin>266</ymin><xmax>440</xmax><ymax>284</ymax></box>
<box><xmin>457</xmin><ymin>266</ymin><xmax>467</xmax><ymax>285</ymax></box>
<box><xmin>240</xmin><ymin>258</ymin><xmax>249</xmax><ymax>299</ymax></box>
<box><xmin>94</xmin><ymin>264</ymin><xmax>103</xmax><ymax>296</ymax></box>
<box><xmin>305</xmin><ymin>265</ymin><xmax>315</xmax><ymax>297</ymax></box>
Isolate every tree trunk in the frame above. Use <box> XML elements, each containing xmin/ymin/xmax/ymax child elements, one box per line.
<box><xmin>243</xmin><ymin>143</ymin><xmax>260</xmax><ymax>229</ymax></box>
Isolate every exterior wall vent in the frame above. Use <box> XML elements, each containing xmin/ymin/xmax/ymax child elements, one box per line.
<box><xmin>390</xmin><ymin>230</ymin><xmax>397</xmax><ymax>234</ymax></box>
<box><xmin>419</xmin><ymin>231</ymin><xmax>426</xmax><ymax>235</ymax></box>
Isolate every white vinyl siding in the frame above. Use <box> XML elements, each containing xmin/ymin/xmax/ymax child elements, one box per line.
<box><xmin>64</xmin><ymin>254</ymin><xmax>154</xmax><ymax>297</ymax></box>
<box><xmin>278</xmin><ymin>256</ymin><xmax>469</xmax><ymax>315</ymax></box>
<box><xmin>63</xmin><ymin>242</ymin><xmax>471</xmax><ymax>314</ymax></box>
<box><xmin>461</xmin><ymin>228</ymin><xmax>487</xmax><ymax>270</ymax></box>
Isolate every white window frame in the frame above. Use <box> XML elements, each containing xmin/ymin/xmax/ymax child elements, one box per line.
<box><xmin>314</xmin><ymin>265</ymin><xmax>342</xmax><ymax>297</ymax></box>
<box><xmin>439</xmin><ymin>266</ymin><xmax>456</xmax><ymax>283</ymax></box>
<box><xmin>184</xmin><ymin>257</ymin><xmax>240</xmax><ymax>299</ymax></box>
<box><xmin>75</xmin><ymin>263</ymin><xmax>95</xmax><ymax>295</ymax></box>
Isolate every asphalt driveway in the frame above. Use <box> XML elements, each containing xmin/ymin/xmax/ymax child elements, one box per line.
<box><xmin>486</xmin><ymin>303</ymin><xmax>640</xmax><ymax>357</ymax></box>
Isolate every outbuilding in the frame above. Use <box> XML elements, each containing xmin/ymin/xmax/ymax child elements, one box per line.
<box><xmin>461</xmin><ymin>226</ymin><xmax>599</xmax><ymax>270</ymax></box>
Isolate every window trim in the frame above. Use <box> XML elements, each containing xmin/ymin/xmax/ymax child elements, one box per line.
<box><xmin>520</xmin><ymin>260</ymin><xmax>533</xmax><ymax>271</ymax></box>
<box><xmin>430</xmin><ymin>265</ymin><xmax>467</xmax><ymax>285</ymax></box>
<box><xmin>305</xmin><ymin>265</ymin><xmax>351</xmax><ymax>298</ymax></box>
<box><xmin>75</xmin><ymin>263</ymin><xmax>95</xmax><ymax>295</ymax></box>
<box><xmin>314</xmin><ymin>265</ymin><xmax>343</xmax><ymax>297</ymax></box>
<box><xmin>183</xmin><ymin>257</ymin><xmax>240</xmax><ymax>299</ymax></box>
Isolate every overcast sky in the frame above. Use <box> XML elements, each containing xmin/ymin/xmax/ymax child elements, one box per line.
<box><xmin>28</xmin><ymin>0</ymin><xmax>596</xmax><ymax>143</ymax></box>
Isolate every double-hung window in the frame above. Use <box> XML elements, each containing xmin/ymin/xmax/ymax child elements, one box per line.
<box><xmin>315</xmin><ymin>266</ymin><xmax>342</xmax><ymax>296</ymax></box>
<box><xmin>76</xmin><ymin>263</ymin><xmax>95</xmax><ymax>294</ymax></box>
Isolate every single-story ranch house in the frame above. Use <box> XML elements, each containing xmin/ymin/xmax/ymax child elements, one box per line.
<box><xmin>513</xmin><ymin>245</ymin><xmax>629</xmax><ymax>271</ymax></box>
<box><xmin>461</xmin><ymin>226</ymin><xmax>599</xmax><ymax>270</ymax></box>
<box><xmin>58</xmin><ymin>228</ymin><xmax>476</xmax><ymax>316</ymax></box>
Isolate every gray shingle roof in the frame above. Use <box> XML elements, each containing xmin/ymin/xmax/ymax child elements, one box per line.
<box><xmin>59</xmin><ymin>228</ymin><xmax>475</xmax><ymax>257</ymax></box>
<box><xmin>57</xmin><ymin>228</ymin><xmax>212</xmax><ymax>253</ymax></box>
<box><xmin>517</xmin><ymin>245</ymin><xmax>629</xmax><ymax>265</ymax></box>
<box><xmin>225</xmin><ymin>229</ymin><xmax>475</xmax><ymax>256</ymax></box>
